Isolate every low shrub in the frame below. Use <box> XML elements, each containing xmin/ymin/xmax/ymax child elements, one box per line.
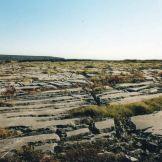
<box><xmin>0</xmin><ymin>128</ymin><xmax>19</xmax><ymax>139</ymax></box>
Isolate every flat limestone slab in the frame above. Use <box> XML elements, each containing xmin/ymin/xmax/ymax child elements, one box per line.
<box><xmin>132</xmin><ymin>111</ymin><xmax>162</xmax><ymax>135</ymax></box>
<box><xmin>0</xmin><ymin>133</ymin><xmax>59</xmax><ymax>156</ymax></box>
<box><xmin>111</xmin><ymin>93</ymin><xmax>162</xmax><ymax>105</ymax></box>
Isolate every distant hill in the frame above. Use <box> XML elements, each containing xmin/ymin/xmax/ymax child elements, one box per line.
<box><xmin>0</xmin><ymin>54</ymin><xmax>65</xmax><ymax>62</ymax></box>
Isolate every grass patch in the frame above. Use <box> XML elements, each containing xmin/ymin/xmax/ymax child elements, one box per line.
<box><xmin>69</xmin><ymin>96</ymin><xmax>162</xmax><ymax>118</ymax></box>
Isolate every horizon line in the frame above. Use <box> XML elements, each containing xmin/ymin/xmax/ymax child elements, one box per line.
<box><xmin>0</xmin><ymin>53</ymin><xmax>162</xmax><ymax>61</ymax></box>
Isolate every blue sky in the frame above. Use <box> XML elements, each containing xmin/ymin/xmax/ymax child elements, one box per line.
<box><xmin>0</xmin><ymin>0</ymin><xmax>162</xmax><ymax>59</ymax></box>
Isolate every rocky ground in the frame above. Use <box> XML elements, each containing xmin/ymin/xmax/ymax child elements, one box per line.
<box><xmin>0</xmin><ymin>60</ymin><xmax>161</xmax><ymax>162</ymax></box>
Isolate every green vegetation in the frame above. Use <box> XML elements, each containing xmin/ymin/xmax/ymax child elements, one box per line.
<box><xmin>70</xmin><ymin>96</ymin><xmax>162</xmax><ymax>118</ymax></box>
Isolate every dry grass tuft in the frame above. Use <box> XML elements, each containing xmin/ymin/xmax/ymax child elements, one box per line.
<box><xmin>70</xmin><ymin>96</ymin><xmax>162</xmax><ymax>118</ymax></box>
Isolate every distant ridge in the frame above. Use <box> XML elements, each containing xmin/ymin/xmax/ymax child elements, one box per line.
<box><xmin>0</xmin><ymin>54</ymin><xmax>94</xmax><ymax>62</ymax></box>
<box><xmin>0</xmin><ymin>54</ymin><xmax>161</xmax><ymax>62</ymax></box>
<box><xmin>0</xmin><ymin>54</ymin><xmax>65</xmax><ymax>62</ymax></box>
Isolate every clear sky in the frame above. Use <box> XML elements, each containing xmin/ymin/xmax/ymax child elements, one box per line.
<box><xmin>0</xmin><ymin>0</ymin><xmax>162</xmax><ymax>60</ymax></box>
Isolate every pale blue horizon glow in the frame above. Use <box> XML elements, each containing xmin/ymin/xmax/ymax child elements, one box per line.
<box><xmin>0</xmin><ymin>0</ymin><xmax>162</xmax><ymax>60</ymax></box>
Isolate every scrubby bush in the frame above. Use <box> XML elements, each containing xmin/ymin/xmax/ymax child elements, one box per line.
<box><xmin>0</xmin><ymin>128</ymin><xmax>19</xmax><ymax>139</ymax></box>
<box><xmin>91</xmin><ymin>71</ymin><xmax>145</xmax><ymax>87</ymax></box>
<box><xmin>130</xmin><ymin>72</ymin><xmax>145</xmax><ymax>83</ymax></box>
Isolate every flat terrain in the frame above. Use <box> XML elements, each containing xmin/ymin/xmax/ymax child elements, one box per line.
<box><xmin>0</xmin><ymin>60</ymin><xmax>161</xmax><ymax>161</ymax></box>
